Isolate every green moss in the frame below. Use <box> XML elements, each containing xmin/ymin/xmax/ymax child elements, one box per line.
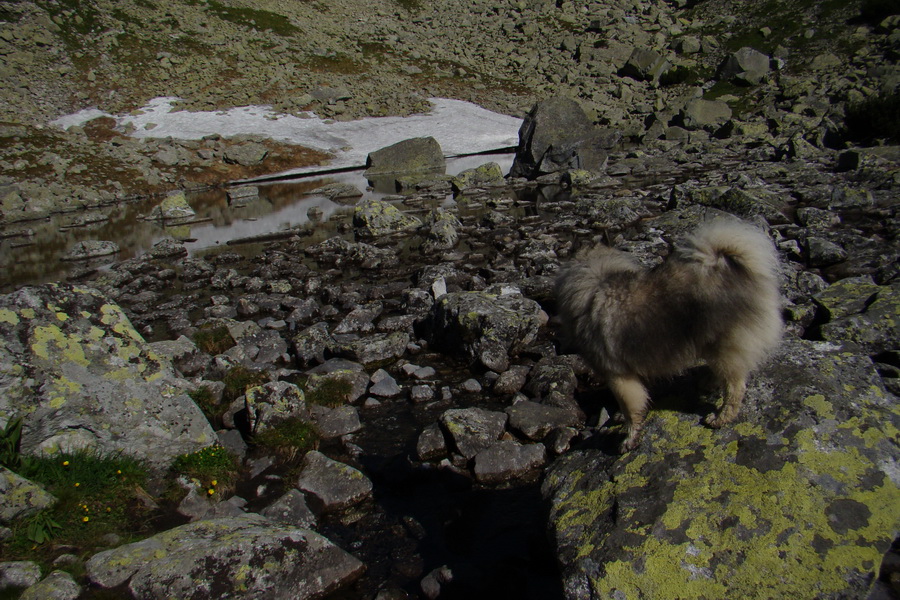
<box><xmin>252</xmin><ymin>416</ymin><xmax>319</xmax><ymax>461</ymax></box>
<box><xmin>222</xmin><ymin>366</ymin><xmax>268</xmax><ymax>402</ymax></box>
<box><xmin>205</xmin><ymin>1</ymin><xmax>299</xmax><ymax>36</ymax></box>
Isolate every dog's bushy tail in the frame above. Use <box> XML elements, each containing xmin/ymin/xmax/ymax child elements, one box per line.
<box><xmin>681</xmin><ymin>220</ymin><xmax>780</xmax><ymax>283</ymax></box>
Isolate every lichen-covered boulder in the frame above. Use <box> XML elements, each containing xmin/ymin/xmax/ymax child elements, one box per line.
<box><xmin>353</xmin><ymin>198</ymin><xmax>423</xmax><ymax>237</ymax></box>
<box><xmin>680</xmin><ymin>98</ymin><xmax>732</xmax><ymax>131</ymax></box>
<box><xmin>717</xmin><ymin>46</ymin><xmax>771</xmax><ymax>85</ymax></box>
<box><xmin>542</xmin><ymin>339</ymin><xmax>900</xmax><ymax>600</ymax></box>
<box><xmin>0</xmin><ymin>284</ymin><xmax>216</xmax><ymax>472</ymax></box>
<box><xmin>85</xmin><ymin>514</ymin><xmax>363</xmax><ymax>599</ymax></box>
<box><xmin>0</xmin><ymin>468</ymin><xmax>56</xmax><ymax>524</ymax></box>
<box><xmin>146</xmin><ymin>190</ymin><xmax>195</xmax><ymax>221</ymax></box>
<box><xmin>421</xmin><ymin>286</ymin><xmax>546</xmax><ymax>372</ymax></box>
<box><xmin>818</xmin><ymin>280</ymin><xmax>899</xmax><ymax>354</ymax></box>
<box><xmin>295</xmin><ymin>451</ymin><xmax>373</xmax><ymax>513</ymax></box>
<box><xmin>450</xmin><ymin>162</ymin><xmax>504</xmax><ymax>193</ymax></box>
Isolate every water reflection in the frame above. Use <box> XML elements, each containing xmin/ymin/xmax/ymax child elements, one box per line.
<box><xmin>0</xmin><ymin>154</ymin><xmax>514</xmax><ymax>293</ymax></box>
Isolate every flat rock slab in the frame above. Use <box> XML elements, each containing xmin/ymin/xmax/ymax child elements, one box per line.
<box><xmin>295</xmin><ymin>451</ymin><xmax>373</xmax><ymax>513</ymax></box>
<box><xmin>0</xmin><ymin>284</ymin><xmax>216</xmax><ymax>472</ymax></box>
<box><xmin>543</xmin><ymin>339</ymin><xmax>900</xmax><ymax>600</ymax></box>
<box><xmin>473</xmin><ymin>440</ymin><xmax>547</xmax><ymax>484</ymax></box>
<box><xmin>440</xmin><ymin>407</ymin><xmax>509</xmax><ymax>460</ymax></box>
<box><xmin>85</xmin><ymin>514</ymin><xmax>363</xmax><ymax>599</ymax></box>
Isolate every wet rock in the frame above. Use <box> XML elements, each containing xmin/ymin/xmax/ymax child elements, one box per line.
<box><xmin>145</xmin><ymin>237</ymin><xmax>188</xmax><ymax>260</ymax></box>
<box><xmin>473</xmin><ymin>439</ymin><xmax>546</xmax><ymax>484</ymax></box>
<box><xmin>493</xmin><ymin>364</ymin><xmax>531</xmax><ymax>395</ymax></box>
<box><xmin>226</xmin><ymin>185</ymin><xmax>258</xmax><ymax>205</ymax></box>
<box><xmin>309</xmin><ymin>182</ymin><xmax>363</xmax><ymax>203</ymax></box>
<box><xmin>147</xmin><ymin>190</ymin><xmax>195</xmax><ymax>221</ymax></box>
<box><xmin>85</xmin><ymin>514</ymin><xmax>363</xmax><ymax>598</ymax></box>
<box><xmin>505</xmin><ymin>400</ymin><xmax>581</xmax><ymax>442</ymax></box>
<box><xmin>223</xmin><ymin>141</ymin><xmax>268</xmax><ymax>166</ymax></box>
<box><xmin>61</xmin><ymin>240</ymin><xmax>119</xmax><ymax>261</ymax></box>
<box><xmin>369</xmin><ymin>369</ymin><xmax>402</xmax><ymax>397</ymax></box>
<box><xmin>718</xmin><ymin>46</ymin><xmax>771</xmax><ymax>84</ymax></box>
<box><xmin>0</xmin><ymin>561</ymin><xmax>41</xmax><ymax>590</ymax></box>
<box><xmin>510</xmin><ymin>97</ymin><xmax>620</xmax><ymax>180</ymax></box>
<box><xmin>543</xmin><ymin>339</ymin><xmax>900</xmax><ymax>600</ymax></box>
<box><xmin>439</xmin><ymin>407</ymin><xmax>508</xmax><ymax>460</ymax></box>
<box><xmin>0</xmin><ymin>284</ymin><xmax>216</xmax><ymax>472</ymax></box>
<box><xmin>295</xmin><ymin>451</ymin><xmax>373</xmax><ymax>513</ymax></box>
<box><xmin>422</xmin><ymin>287</ymin><xmax>546</xmax><ymax>372</ymax></box>
<box><xmin>18</xmin><ymin>570</ymin><xmax>80</xmax><ymax>600</ymax></box>
<box><xmin>261</xmin><ymin>489</ymin><xmax>318</xmax><ymax>529</ymax></box>
<box><xmin>353</xmin><ymin>198</ymin><xmax>423</xmax><ymax>237</ymax></box>
<box><xmin>450</xmin><ymin>162</ymin><xmax>504</xmax><ymax>193</ymax></box>
<box><xmin>364</xmin><ymin>137</ymin><xmax>445</xmax><ymax>180</ymax></box>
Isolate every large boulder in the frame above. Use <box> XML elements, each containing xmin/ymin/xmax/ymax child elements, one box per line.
<box><xmin>85</xmin><ymin>514</ymin><xmax>363</xmax><ymax>599</ymax></box>
<box><xmin>0</xmin><ymin>284</ymin><xmax>216</xmax><ymax>472</ymax></box>
<box><xmin>619</xmin><ymin>48</ymin><xmax>671</xmax><ymax>84</ymax></box>
<box><xmin>353</xmin><ymin>198</ymin><xmax>423</xmax><ymax>237</ymax></box>
<box><xmin>509</xmin><ymin>98</ymin><xmax>620</xmax><ymax>180</ymax></box>
<box><xmin>717</xmin><ymin>47</ymin><xmax>771</xmax><ymax>85</ymax></box>
<box><xmin>363</xmin><ymin>136</ymin><xmax>445</xmax><ymax>179</ymax></box>
<box><xmin>421</xmin><ymin>286</ymin><xmax>547</xmax><ymax>372</ymax></box>
<box><xmin>543</xmin><ymin>339</ymin><xmax>900</xmax><ymax>600</ymax></box>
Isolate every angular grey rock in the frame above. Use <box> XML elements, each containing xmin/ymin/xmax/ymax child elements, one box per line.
<box><xmin>225</xmin><ymin>185</ymin><xmax>259</xmax><ymax>205</ymax></box>
<box><xmin>509</xmin><ymin>97</ymin><xmax>620</xmax><ymax>180</ymax></box>
<box><xmin>505</xmin><ymin>400</ymin><xmax>582</xmax><ymax>441</ymax></box>
<box><xmin>543</xmin><ymin>339</ymin><xmax>900</xmax><ymax>600</ymax></box>
<box><xmin>19</xmin><ymin>570</ymin><xmax>80</xmax><ymax>600</ymax></box>
<box><xmin>473</xmin><ymin>440</ymin><xmax>546</xmax><ymax>484</ymax></box>
<box><xmin>439</xmin><ymin>407</ymin><xmax>508</xmax><ymax>460</ymax></box>
<box><xmin>806</xmin><ymin>236</ymin><xmax>848</xmax><ymax>266</ymax></box>
<box><xmin>353</xmin><ymin>198</ymin><xmax>423</xmax><ymax>237</ymax></box>
<box><xmin>680</xmin><ymin>98</ymin><xmax>732</xmax><ymax>131</ymax></box>
<box><xmin>292</xmin><ymin>322</ymin><xmax>334</xmax><ymax>367</ymax></box>
<box><xmin>311</xmin><ymin>404</ymin><xmax>362</xmax><ymax>439</ymax></box>
<box><xmin>364</xmin><ymin>136</ymin><xmax>445</xmax><ymax>178</ymax></box>
<box><xmin>149</xmin><ymin>335</ymin><xmax>209</xmax><ymax>377</ymax></box>
<box><xmin>0</xmin><ymin>284</ymin><xmax>216</xmax><ymax>473</ymax></box>
<box><xmin>260</xmin><ymin>489</ymin><xmax>317</xmax><ymax>529</ymax></box>
<box><xmin>308</xmin><ymin>182</ymin><xmax>363</xmax><ymax>203</ymax></box>
<box><xmin>146</xmin><ymin>237</ymin><xmax>188</xmax><ymax>260</ymax></box>
<box><xmin>333</xmin><ymin>331</ymin><xmax>410</xmax><ymax>365</ymax></box>
<box><xmin>813</xmin><ymin>276</ymin><xmax>881</xmax><ymax>320</ymax></box>
<box><xmin>369</xmin><ymin>369</ymin><xmax>402</xmax><ymax>397</ymax></box>
<box><xmin>423</xmin><ymin>208</ymin><xmax>462</xmax><ymax>252</ymax></box>
<box><xmin>718</xmin><ymin>46</ymin><xmax>771</xmax><ymax>84</ymax></box>
<box><xmin>493</xmin><ymin>364</ymin><xmax>531</xmax><ymax>395</ymax></box>
<box><xmin>450</xmin><ymin>162</ymin><xmax>504</xmax><ymax>192</ymax></box>
<box><xmin>424</xmin><ymin>288</ymin><xmax>545</xmax><ymax>372</ymax></box>
<box><xmin>295</xmin><ymin>451</ymin><xmax>373</xmax><ymax>512</ymax></box>
<box><xmin>334</xmin><ymin>302</ymin><xmax>383</xmax><ymax>334</ymax></box>
<box><xmin>416</xmin><ymin>422</ymin><xmax>448</xmax><ymax>461</ymax></box>
<box><xmin>86</xmin><ymin>514</ymin><xmax>363</xmax><ymax>599</ymax></box>
<box><xmin>620</xmin><ymin>48</ymin><xmax>671</xmax><ymax>84</ymax></box>
<box><xmin>223</xmin><ymin>141</ymin><xmax>268</xmax><ymax>166</ymax></box>
<box><xmin>820</xmin><ymin>282</ymin><xmax>899</xmax><ymax>354</ymax></box>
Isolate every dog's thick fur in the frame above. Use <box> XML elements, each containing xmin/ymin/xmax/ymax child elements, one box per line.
<box><xmin>555</xmin><ymin>219</ymin><xmax>782</xmax><ymax>452</ymax></box>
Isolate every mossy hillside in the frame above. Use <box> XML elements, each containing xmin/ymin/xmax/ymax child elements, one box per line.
<box><xmin>544</xmin><ymin>339</ymin><xmax>900</xmax><ymax>599</ymax></box>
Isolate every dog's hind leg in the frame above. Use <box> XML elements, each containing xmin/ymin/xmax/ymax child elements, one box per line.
<box><xmin>704</xmin><ymin>366</ymin><xmax>748</xmax><ymax>429</ymax></box>
<box><xmin>609</xmin><ymin>375</ymin><xmax>651</xmax><ymax>453</ymax></box>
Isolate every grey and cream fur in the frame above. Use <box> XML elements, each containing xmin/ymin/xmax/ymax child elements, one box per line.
<box><xmin>555</xmin><ymin>219</ymin><xmax>782</xmax><ymax>452</ymax></box>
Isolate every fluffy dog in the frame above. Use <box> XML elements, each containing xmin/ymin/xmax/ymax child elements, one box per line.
<box><xmin>555</xmin><ymin>219</ymin><xmax>782</xmax><ymax>452</ymax></box>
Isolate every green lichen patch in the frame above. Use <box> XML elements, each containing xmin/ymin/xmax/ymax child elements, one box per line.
<box><xmin>544</xmin><ymin>340</ymin><xmax>900</xmax><ymax>599</ymax></box>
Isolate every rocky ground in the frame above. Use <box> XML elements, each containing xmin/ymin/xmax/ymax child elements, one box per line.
<box><xmin>0</xmin><ymin>0</ymin><xmax>899</xmax><ymax>599</ymax></box>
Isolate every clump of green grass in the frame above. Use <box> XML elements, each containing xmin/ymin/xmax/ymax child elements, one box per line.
<box><xmin>223</xmin><ymin>366</ymin><xmax>269</xmax><ymax>402</ymax></box>
<box><xmin>193</xmin><ymin>324</ymin><xmax>236</xmax><ymax>355</ymax></box>
<box><xmin>253</xmin><ymin>417</ymin><xmax>320</xmax><ymax>462</ymax></box>
<box><xmin>188</xmin><ymin>385</ymin><xmax>222</xmax><ymax>419</ymax></box>
<box><xmin>205</xmin><ymin>1</ymin><xmax>299</xmax><ymax>36</ymax></box>
<box><xmin>301</xmin><ymin>375</ymin><xmax>354</xmax><ymax>408</ymax></box>
<box><xmin>2</xmin><ymin>449</ymin><xmax>153</xmax><ymax>564</ymax></box>
<box><xmin>171</xmin><ymin>444</ymin><xmax>240</xmax><ymax>498</ymax></box>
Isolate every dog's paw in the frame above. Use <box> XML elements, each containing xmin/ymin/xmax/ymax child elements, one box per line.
<box><xmin>618</xmin><ymin>432</ymin><xmax>642</xmax><ymax>454</ymax></box>
<box><xmin>704</xmin><ymin>412</ymin><xmax>729</xmax><ymax>429</ymax></box>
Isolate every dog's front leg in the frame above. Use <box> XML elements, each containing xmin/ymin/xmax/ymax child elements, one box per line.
<box><xmin>704</xmin><ymin>371</ymin><xmax>747</xmax><ymax>429</ymax></box>
<box><xmin>609</xmin><ymin>375</ymin><xmax>651</xmax><ymax>453</ymax></box>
